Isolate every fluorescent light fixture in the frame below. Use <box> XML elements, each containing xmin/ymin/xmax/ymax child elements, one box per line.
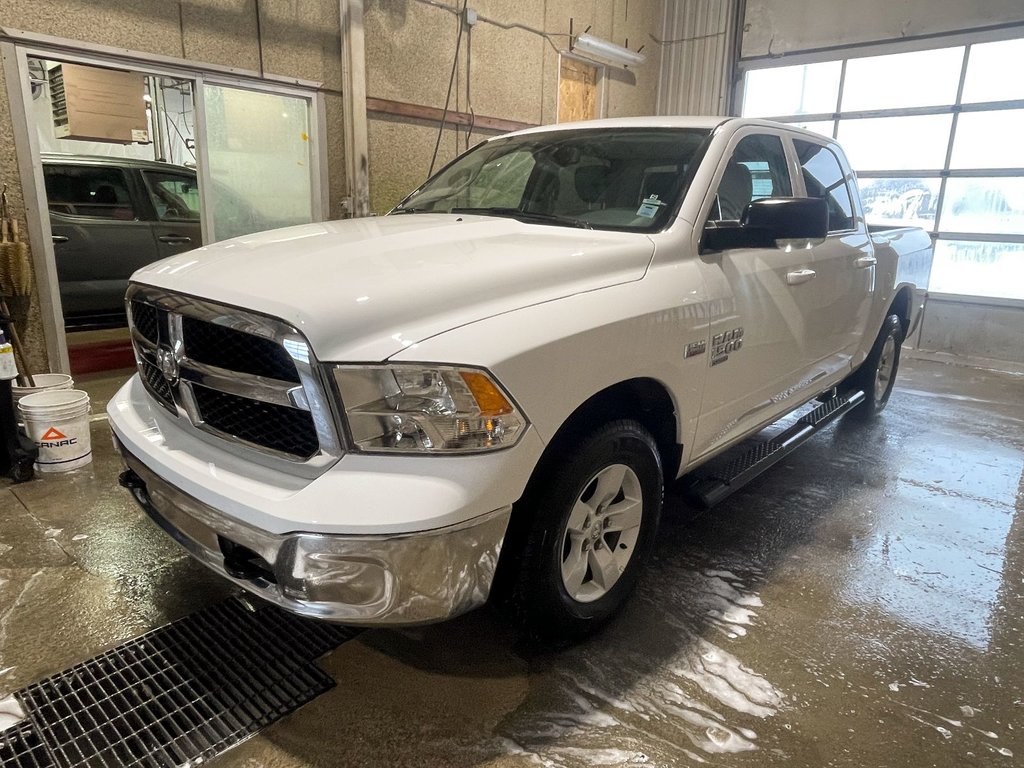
<box><xmin>572</xmin><ymin>34</ymin><xmax>646</xmax><ymax>67</ymax></box>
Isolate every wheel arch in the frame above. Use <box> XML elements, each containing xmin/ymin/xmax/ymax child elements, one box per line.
<box><xmin>889</xmin><ymin>285</ymin><xmax>913</xmax><ymax>337</ymax></box>
<box><xmin>533</xmin><ymin>377</ymin><xmax>682</xmax><ymax>485</ymax></box>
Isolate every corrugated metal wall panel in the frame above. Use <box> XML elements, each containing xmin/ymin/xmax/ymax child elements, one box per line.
<box><xmin>656</xmin><ymin>0</ymin><xmax>739</xmax><ymax>116</ymax></box>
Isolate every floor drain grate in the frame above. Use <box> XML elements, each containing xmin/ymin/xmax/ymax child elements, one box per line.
<box><xmin>0</xmin><ymin>721</ymin><xmax>53</xmax><ymax>768</ymax></box>
<box><xmin>12</xmin><ymin>597</ymin><xmax>357</xmax><ymax>768</ymax></box>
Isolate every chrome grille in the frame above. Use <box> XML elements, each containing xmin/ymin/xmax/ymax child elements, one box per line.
<box><xmin>139</xmin><ymin>358</ymin><xmax>175</xmax><ymax>412</ymax></box>
<box><xmin>191</xmin><ymin>384</ymin><xmax>319</xmax><ymax>458</ymax></box>
<box><xmin>181</xmin><ymin>316</ymin><xmax>301</xmax><ymax>383</ymax></box>
<box><xmin>126</xmin><ymin>286</ymin><xmax>342</xmax><ymax>467</ymax></box>
<box><xmin>131</xmin><ymin>300</ymin><xmax>160</xmax><ymax>344</ymax></box>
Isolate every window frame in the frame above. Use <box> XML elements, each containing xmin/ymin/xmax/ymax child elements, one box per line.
<box><xmin>791</xmin><ymin>136</ymin><xmax>859</xmax><ymax>235</ymax></box>
<box><xmin>702</xmin><ymin>128</ymin><xmax>796</xmax><ymax>229</ymax></box>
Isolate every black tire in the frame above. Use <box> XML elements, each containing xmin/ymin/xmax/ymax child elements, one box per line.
<box><xmin>846</xmin><ymin>313</ymin><xmax>903</xmax><ymax>417</ymax></box>
<box><xmin>496</xmin><ymin>419</ymin><xmax>663</xmax><ymax>642</ymax></box>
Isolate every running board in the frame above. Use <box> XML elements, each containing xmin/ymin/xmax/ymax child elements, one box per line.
<box><xmin>685</xmin><ymin>389</ymin><xmax>866</xmax><ymax>509</ymax></box>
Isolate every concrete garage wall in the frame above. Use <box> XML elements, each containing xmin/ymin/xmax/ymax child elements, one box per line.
<box><xmin>741</xmin><ymin>0</ymin><xmax>1024</xmax><ymax>58</ymax></box>
<box><xmin>0</xmin><ymin>0</ymin><xmax>349</xmax><ymax>371</ymax></box>
<box><xmin>364</xmin><ymin>0</ymin><xmax>665</xmax><ymax>213</ymax></box>
<box><xmin>916</xmin><ymin>298</ymin><xmax>1024</xmax><ymax>369</ymax></box>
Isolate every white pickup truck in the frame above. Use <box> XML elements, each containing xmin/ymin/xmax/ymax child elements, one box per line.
<box><xmin>111</xmin><ymin>117</ymin><xmax>932</xmax><ymax>639</ymax></box>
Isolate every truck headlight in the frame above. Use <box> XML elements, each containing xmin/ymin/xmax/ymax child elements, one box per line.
<box><xmin>332</xmin><ymin>364</ymin><xmax>527</xmax><ymax>453</ymax></box>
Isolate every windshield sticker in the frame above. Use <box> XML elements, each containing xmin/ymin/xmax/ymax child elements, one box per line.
<box><xmin>636</xmin><ymin>195</ymin><xmax>664</xmax><ymax>218</ymax></box>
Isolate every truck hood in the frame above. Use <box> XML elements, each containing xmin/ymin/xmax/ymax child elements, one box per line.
<box><xmin>132</xmin><ymin>214</ymin><xmax>655</xmax><ymax>361</ymax></box>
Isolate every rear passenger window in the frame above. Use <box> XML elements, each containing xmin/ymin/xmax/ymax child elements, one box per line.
<box><xmin>43</xmin><ymin>166</ymin><xmax>136</xmax><ymax>220</ymax></box>
<box><xmin>794</xmin><ymin>140</ymin><xmax>856</xmax><ymax>232</ymax></box>
<box><xmin>711</xmin><ymin>134</ymin><xmax>793</xmax><ymax>221</ymax></box>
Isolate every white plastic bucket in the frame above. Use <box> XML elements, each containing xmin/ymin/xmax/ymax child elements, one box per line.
<box><xmin>19</xmin><ymin>389</ymin><xmax>92</xmax><ymax>472</ymax></box>
<box><xmin>13</xmin><ymin>373</ymin><xmax>74</xmax><ymax>409</ymax></box>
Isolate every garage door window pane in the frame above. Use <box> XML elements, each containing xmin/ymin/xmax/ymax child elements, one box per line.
<box><xmin>837</xmin><ymin>115</ymin><xmax>952</xmax><ymax>171</ymax></box>
<box><xmin>841</xmin><ymin>47</ymin><xmax>964</xmax><ymax>112</ymax></box>
<box><xmin>929</xmin><ymin>240</ymin><xmax>1024</xmax><ymax>299</ymax></box>
<box><xmin>962</xmin><ymin>38</ymin><xmax>1024</xmax><ymax>104</ymax></box>
<box><xmin>859</xmin><ymin>178</ymin><xmax>940</xmax><ymax>230</ymax></box>
<box><xmin>741</xmin><ymin>62</ymin><xmax>842</xmax><ymax>117</ymax></box>
<box><xmin>950</xmin><ymin>109</ymin><xmax>1024</xmax><ymax>169</ymax></box>
<box><xmin>940</xmin><ymin>178</ymin><xmax>1024</xmax><ymax>236</ymax></box>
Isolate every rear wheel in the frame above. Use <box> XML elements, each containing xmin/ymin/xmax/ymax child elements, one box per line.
<box><xmin>498</xmin><ymin>420</ymin><xmax>663</xmax><ymax>641</ymax></box>
<box><xmin>847</xmin><ymin>313</ymin><xmax>903</xmax><ymax>417</ymax></box>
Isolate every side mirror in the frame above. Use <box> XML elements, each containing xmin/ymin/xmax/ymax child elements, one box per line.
<box><xmin>703</xmin><ymin>197</ymin><xmax>829</xmax><ymax>252</ymax></box>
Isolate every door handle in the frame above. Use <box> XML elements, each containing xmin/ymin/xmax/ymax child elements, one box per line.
<box><xmin>786</xmin><ymin>268</ymin><xmax>816</xmax><ymax>285</ymax></box>
<box><xmin>158</xmin><ymin>235</ymin><xmax>192</xmax><ymax>244</ymax></box>
<box><xmin>854</xmin><ymin>255</ymin><xmax>877</xmax><ymax>268</ymax></box>
<box><xmin>52</xmin><ymin>235</ymin><xmax>69</xmax><ymax>243</ymax></box>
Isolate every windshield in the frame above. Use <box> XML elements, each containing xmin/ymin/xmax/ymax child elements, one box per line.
<box><xmin>393</xmin><ymin>127</ymin><xmax>711</xmax><ymax>232</ymax></box>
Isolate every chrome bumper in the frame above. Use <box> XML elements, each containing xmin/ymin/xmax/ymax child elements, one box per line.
<box><xmin>115</xmin><ymin>438</ymin><xmax>511</xmax><ymax>625</ymax></box>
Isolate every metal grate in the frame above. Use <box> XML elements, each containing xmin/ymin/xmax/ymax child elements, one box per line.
<box><xmin>129</xmin><ymin>301</ymin><xmax>160</xmax><ymax>345</ymax></box>
<box><xmin>192</xmin><ymin>384</ymin><xmax>319</xmax><ymax>459</ymax></box>
<box><xmin>0</xmin><ymin>721</ymin><xmax>53</xmax><ymax>768</ymax></box>
<box><xmin>139</xmin><ymin>360</ymin><xmax>176</xmax><ymax>414</ymax></box>
<box><xmin>181</xmin><ymin>317</ymin><xmax>300</xmax><ymax>384</ymax></box>
<box><xmin>14</xmin><ymin>597</ymin><xmax>356</xmax><ymax>768</ymax></box>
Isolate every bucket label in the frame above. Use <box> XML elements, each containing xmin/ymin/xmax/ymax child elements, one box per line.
<box><xmin>39</xmin><ymin>426</ymin><xmax>79</xmax><ymax>448</ymax></box>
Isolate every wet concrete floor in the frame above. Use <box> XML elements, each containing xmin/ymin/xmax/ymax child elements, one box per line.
<box><xmin>0</xmin><ymin>357</ymin><xmax>1021</xmax><ymax>767</ymax></box>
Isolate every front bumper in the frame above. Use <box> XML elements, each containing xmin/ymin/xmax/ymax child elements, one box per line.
<box><xmin>116</xmin><ymin>439</ymin><xmax>512</xmax><ymax>625</ymax></box>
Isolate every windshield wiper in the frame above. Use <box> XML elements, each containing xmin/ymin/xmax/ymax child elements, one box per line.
<box><xmin>391</xmin><ymin>207</ymin><xmax>429</xmax><ymax>214</ymax></box>
<box><xmin>450</xmin><ymin>207</ymin><xmax>592</xmax><ymax>230</ymax></box>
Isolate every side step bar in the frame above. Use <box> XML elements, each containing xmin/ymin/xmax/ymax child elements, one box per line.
<box><xmin>685</xmin><ymin>389</ymin><xmax>866</xmax><ymax>509</ymax></box>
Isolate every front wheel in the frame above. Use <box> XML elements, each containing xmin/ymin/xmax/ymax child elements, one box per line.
<box><xmin>847</xmin><ymin>313</ymin><xmax>903</xmax><ymax>417</ymax></box>
<box><xmin>498</xmin><ymin>420</ymin><xmax>663</xmax><ymax>641</ymax></box>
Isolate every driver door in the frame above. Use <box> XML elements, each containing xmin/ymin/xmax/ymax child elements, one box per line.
<box><xmin>691</xmin><ymin>131</ymin><xmax>823</xmax><ymax>460</ymax></box>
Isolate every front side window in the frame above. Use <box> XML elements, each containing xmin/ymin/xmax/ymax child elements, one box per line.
<box><xmin>795</xmin><ymin>139</ymin><xmax>856</xmax><ymax>232</ymax></box>
<box><xmin>43</xmin><ymin>165</ymin><xmax>136</xmax><ymax>220</ymax></box>
<box><xmin>710</xmin><ymin>133</ymin><xmax>793</xmax><ymax>222</ymax></box>
<box><xmin>143</xmin><ymin>171</ymin><xmax>201</xmax><ymax>221</ymax></box>
<box><xmin>394</xmin><ymin>128</ymin><xmax>711</xmax><ymax>232</ymax></box>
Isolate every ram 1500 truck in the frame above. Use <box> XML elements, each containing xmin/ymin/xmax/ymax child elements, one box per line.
<box><xmin>111</xmin><ymin>117</ymin><xmax>933</xmax><ymax>638</ymax></box>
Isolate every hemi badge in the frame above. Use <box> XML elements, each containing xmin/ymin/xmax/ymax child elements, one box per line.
<box><xmin>685</xmin><ymin>340</ymin><xmax>707</xmax><ymax>358</ymax></box>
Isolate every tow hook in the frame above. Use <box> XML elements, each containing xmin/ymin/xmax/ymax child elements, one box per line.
<box><xmin>118</xmin><ymin>468</ymin><xmax>146</xmax><ymax>490</ymax></box>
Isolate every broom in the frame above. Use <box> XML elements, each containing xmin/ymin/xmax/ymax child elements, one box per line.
<box><xmin>0</xmin><ymin>185</ymin><xmax>34</xmax><ymax>387</ymax></box>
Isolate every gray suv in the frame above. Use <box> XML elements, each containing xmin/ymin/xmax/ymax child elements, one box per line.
<box><xmin>43</xmin><ymin>154</ymin><xmax>263</xmax><ymax>327</ymax></box>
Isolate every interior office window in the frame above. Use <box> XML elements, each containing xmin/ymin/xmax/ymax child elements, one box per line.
<box><xmin>43</xmin><ymin>165</ymin><xmax>135</xmax><ymax>220</ymax></box>
<box><xmin>712</xmin><ymin>134</ymin><xmax>792</xmax><ymax>221</ymax></box>
<box><xmin>143</xmin><ymin>171</ymin><xmax>202</xmax><ymax>221</ymax></box>
<box><xmin>794</xmin><ymin>139</ymin><xmax>855</xmax><ymax>231</ymax></box>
